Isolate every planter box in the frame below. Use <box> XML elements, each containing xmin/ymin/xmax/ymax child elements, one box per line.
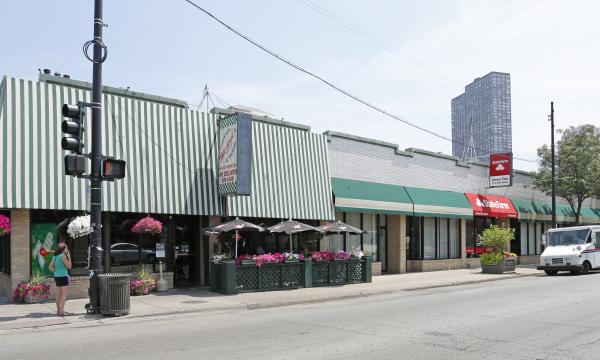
<box><xmin>25</xmin><ymin>294</ymin><xmax>47</xmax><ymax>304</ymax></box>
<box><xmin>240</xmin><ymin>260</ymin><xmax>257</xmax><ymax>266</ymax></box>
<box><xmin>481</xmin><ymin>256</ymin><xmax>517</xmax><ymax>274</ymax></box>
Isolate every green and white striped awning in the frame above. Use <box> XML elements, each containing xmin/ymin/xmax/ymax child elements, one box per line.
<box><xmin>225</xmin><ymin>120</ymin><xmax>334</xmax><ymax>220</ymax></box>
<box><xmin>510</xmin><ymin>198</ymin><xmax>599</xmax><ymax>224</ymax></box>
<box><xmin>0</xmin><ymin>76</ymin><xmax>221</xmax><ymax>215</ymax></box>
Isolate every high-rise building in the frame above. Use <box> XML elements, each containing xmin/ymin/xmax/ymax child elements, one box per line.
<box><xmin>451</xmin><ymin>72</ymin><xmax>512</xmax><ymax>162</ymax></box>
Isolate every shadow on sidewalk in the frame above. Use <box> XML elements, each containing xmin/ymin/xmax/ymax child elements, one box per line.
<box><xmin>0</xmin><ymin>312</ymin><xmax>57</xmax><ymax>322</ymax></box>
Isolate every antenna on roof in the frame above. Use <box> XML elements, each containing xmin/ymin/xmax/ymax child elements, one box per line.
<box><xmin>462</xmin><ymin>116</ymin><xmax>478</xmax><ymax>161</ymax></box>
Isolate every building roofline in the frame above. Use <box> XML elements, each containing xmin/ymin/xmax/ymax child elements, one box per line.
<box><xmin>211</xmin><ymin>107</ymin><xmax>312</xmax><ymax>131</ymax></box>
<box><xmin>324</xmin><ymin>129</ymin><xmax>533</xmax><ymax>175</ymax></box>
<box><xmin>38</xmin><ymin>74</ymin><xmax>189</xmax><ymax>108</ymax></box>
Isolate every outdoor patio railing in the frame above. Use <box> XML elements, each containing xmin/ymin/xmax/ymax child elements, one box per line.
<box><xmin>209</xmin><ymin>257</ymin><xmax>372</xmax><ymax>294</ymax></box>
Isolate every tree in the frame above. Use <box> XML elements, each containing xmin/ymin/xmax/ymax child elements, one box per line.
<box><xmin>533</xmin><ymin>125</ymin><xmax>600</xmax><ymax>223</ymax></box>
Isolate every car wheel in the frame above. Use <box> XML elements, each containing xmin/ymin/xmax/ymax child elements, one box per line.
<box><xmin>544</xmin><ymin>270</ymin><xmax>558</xmax><ymax>276</ymax></box>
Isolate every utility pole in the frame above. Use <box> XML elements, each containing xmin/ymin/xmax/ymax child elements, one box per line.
<box><xmin>550</xmin><ymin>101</ymin><xmax>557</xmax><ymax>229</ymax></box>
<box><xmin>87</xmin><ymin>0</ymin><xmax>106</xmax><ymax>314</ymax></box>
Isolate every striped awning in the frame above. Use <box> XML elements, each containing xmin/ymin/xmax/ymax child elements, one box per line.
<box><xmin>0</xmin><ymin>76</ymin><xmax>221</xmax><ymax>215</ymax></box>
<box><xmin>510</xmin><ymin>198</ymin><xmax>588</xmax><ymax>224</ymax></box>
<box><xmin>404</xmin><ymin>186</ymin><xmax>472</xmax><ymax>219</ymax></box>
<box><xmin>224</xmin><ymin>120</ymin><xmax>334</xmax><ymax>221</ymax></box>
<box><xmin>332</xmin><ymin>178</ymin><xmax>413</xmax><ymax>215</ymax></box>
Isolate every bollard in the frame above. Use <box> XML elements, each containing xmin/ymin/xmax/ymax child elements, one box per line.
<box><xmin>156</xmin><ymin>261</ymin><xmax>168</xmax><ymax>292</ymax></box>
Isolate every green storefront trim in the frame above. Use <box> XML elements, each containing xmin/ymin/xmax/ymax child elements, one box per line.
<box><xmin>510</xmin><ymin>198</ymin><xmax>600</xmax><ymax>224</ymax></box>
<box><xmin>332</xmin><ymin>178</ymin><xmax>413</xmax><ymax>215</ymax></box>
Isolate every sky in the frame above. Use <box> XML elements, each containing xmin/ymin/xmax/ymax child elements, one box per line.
<box><xmin>1</xmin><ymin>0</ymin><xmax>599</xmax><ymax>172</ymax></box>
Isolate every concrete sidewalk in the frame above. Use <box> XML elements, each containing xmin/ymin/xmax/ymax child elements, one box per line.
<box><xmin>0</xmin><ymin>267</ymin><xmax>542</xmax><ymax>332</ymax></box>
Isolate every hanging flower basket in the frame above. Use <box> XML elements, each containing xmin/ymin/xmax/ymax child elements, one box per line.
<box><xmin>131</xmin><ymin>216</ymin><xmax>163</xmax><ymax>234</ymax></box>
<box><xmin>67</xmin><ymin>215</ymin><xmax>92</xmax><ymax>239</ymax></box>
<box><xmin>0</xmin><ymin>214</ymin><xmax>11</xmax><ymax>236</ymax></box>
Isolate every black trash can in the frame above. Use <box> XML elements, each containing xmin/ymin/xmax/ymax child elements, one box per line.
<box><xmin>98</xmin><ymin>273</ymin><xmax>131</xmax><ymax>316</ymax></box>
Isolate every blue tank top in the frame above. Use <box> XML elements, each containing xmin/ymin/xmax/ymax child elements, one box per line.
<box><xmin>53</xmin><ymin>253</ymin><xmax>68</xmax><ymax>277</ymax></box>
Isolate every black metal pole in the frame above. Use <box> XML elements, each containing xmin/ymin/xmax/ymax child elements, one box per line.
<box><xmin>550</xmin><ymin>101</ymin><xmax>557</xmax><ymax>229</ymax></box>
<box><xmin>87</xmin><ymin>0</ymin><xmax>104</xmax><ymax>313</ymax></box>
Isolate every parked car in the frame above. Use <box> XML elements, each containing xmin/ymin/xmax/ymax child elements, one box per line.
<box><xmin>110</xmin><ymin>242</ymin><xmax>156</xmax><ymax>265</ymax></box>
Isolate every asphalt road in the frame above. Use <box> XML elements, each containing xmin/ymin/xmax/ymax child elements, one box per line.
<box><xmin>2</xmin><ymin>272</ymin><xmax>600</xmax><ymax>360</ymax></box>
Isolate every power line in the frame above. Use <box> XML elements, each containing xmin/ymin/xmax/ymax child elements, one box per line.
<box><xmin>295</xmin><ymin>0</ymin><xmax>461</xmax><ymax>84</ymax></box>
<box><xmin>182</xmin><ymin>0</ymin><xmax>536</xmax><ymax>164</ymax></box>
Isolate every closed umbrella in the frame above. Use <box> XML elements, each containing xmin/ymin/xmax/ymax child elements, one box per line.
<box><xmin>267</xmin><ymin>219</ymin><xmax>323</xmax><ymax>253</ymax></box>
<box><xmin>203</xmin><ymin>217</ymin><xmax>264</xmax><ymax>257</ymax></box>
<box><xmin>317</xmin><ymin>220</ymin><xmax>364</xmax><ymax>251</ymax></box>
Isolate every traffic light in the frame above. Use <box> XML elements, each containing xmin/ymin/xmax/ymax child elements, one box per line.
<box><xmin>61</xmin><ymin>103</ymin><xmax>87</xmax><ymax>176</ymax></box>
<box><xmin>61</xmin><ymin>103</ymin><xmax>85</xmax><ymax>153</ymax></box>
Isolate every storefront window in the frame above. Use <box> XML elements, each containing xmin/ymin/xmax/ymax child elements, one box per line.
<box><xmin>407</xmin><ymin>216</ymin><xmax>422</xmax><ymax>260</ymax></box>
<box><xmin>362</xmin><ymin>213</ymin><xmax>377</xmax><ymax>259</ymax></box>
<box><xmin>378</xmin><ymin>215</ymin><xmax>387</xmax><ymax>272</ymax></box>
<box><xmin>408</xmin><ymin>216</ymin><xmax>461</xmax><ymax>260</ymax></box>
<box><xmin>520</xmin><ymin>222</ymin><xmax>528</xmax><ymax>255</ymax></box>
<box><xmin>30</xmin><ymin>210</ymin><xmax>84</xmax><ymax>275</ymax></box>
<box><xmin>345</xmin><ymin>212</ymin><xmax>361</xmax><ymax>250</ymax></box>
<box><xmin>437</xmin><ymin>219</ymin><xmax>449</xmax><ymax>259</ymax></box>
<box><xmin>327</xmin><ymin>211</ymin><xmax>345</xmax><ymax>252</ymax></box>
<box><xmin>449</xmin><ymin>219</ymin><xmax>460</xmax><ymax>259</ymax></box>
<box><xmin>423</xmin><ymin>218</ymin><xmax>436</xmax><ymax>260</ymax></box>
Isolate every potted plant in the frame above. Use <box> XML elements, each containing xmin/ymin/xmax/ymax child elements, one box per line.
<box><xmin>0</xmin><ymin>214</ymin><xmax>11</xmax><ymax>236</ymax></box>
<box><xmin>479</xmin><ymin>225</ymin><xmax>518</xmax><ymax>274</ymax></box>
<box><xmin>131</xmin><ymin>216</ymin><xmax>163</xmax><ymax>266</ymax></box>
<box><xmin>283</xmin><ymin>252</ymin><xmax>304</xmax><ymax>263</ymax></box>
<box><xmin>334</xmin><ymin>250</ymin><xmax>350</xmax><ymax>261</ymax></box>
<box><xmin>12</xmin><ymin>272</ymin><xmax>51</xmax><ymax>303</ymax></box>
<box><xmin>130</xmin><ymin>268</ymin><xmax>157</xmax><ymax>296</ymax></box>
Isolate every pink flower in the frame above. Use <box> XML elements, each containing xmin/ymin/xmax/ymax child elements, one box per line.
<box><xmin>131</xmin><ymin>216</ymin><xmax>163</xmax><ymax>234</ymax></box>
<box><xmin>0</xmin><ymin>214</ymin><xmax>11</xmax><ymax>235</ymax></box>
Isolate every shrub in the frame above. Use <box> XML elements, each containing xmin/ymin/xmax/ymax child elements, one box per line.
<box><xmin>480</xmin><ymin>252</ymin><xmax>505</xmax><ymax>266</ymax></box>
<box><xmin>480</xmin><ymin>225</ymin><xmax>515</xmax><ymax>252</ymax></box>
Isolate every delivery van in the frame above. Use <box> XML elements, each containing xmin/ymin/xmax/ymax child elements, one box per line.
<box><xmin>538</xmin><ymin>225</ymin><xmax>600</xmax><ymax>275</ymax></box>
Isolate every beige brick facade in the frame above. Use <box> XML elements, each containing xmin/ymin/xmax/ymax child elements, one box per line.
<box><xmin>387</xmin><ymin>215</ymin><xmax>406</xmax><ymax>273</ymax></box>
<box><xmin>10</xmin><ymin>209</ymin><xmax>30</xmax><ymax>295</ymax></box>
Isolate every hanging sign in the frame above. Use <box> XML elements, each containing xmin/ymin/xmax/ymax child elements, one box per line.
<box><xmin>489</xmin><ymin>152</ymin><xmax>512</xmax><ymax>187</ymax></box>
<box><xmin>218</xmin><ymin>112</ymin><xmax>252</xmax><ymax>195</ymax></box>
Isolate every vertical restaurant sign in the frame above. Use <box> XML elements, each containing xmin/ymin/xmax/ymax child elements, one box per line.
<box><xmin>218</xmin><ymin>112</ymin><xmax>252</xmax><ymax>195</ymax></box>
<box><xmin>489</xmin><ymin>152</ymin><xmax>512</xmax><ymax>187</ymax></box>
<box><xmin>31</xmin><ymin>223</ymin><xmax>58</xmax><ymax>276</ymax></box>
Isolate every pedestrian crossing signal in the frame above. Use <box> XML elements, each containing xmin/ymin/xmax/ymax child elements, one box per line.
<box><xmin>102</xmin><ymin>159</ymin><xmax>126</xmax><ymax>180</ymax></box>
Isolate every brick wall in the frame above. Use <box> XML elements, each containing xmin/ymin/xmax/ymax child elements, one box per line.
<box><xmin>407</xmin><ymin>258</ymin><xmax>482</xmax><ymax>272</ymax></box>
<box><xmin>10</xmin><ymin>209</ymin><xmax>30</xmax><ymax>294</ymax></box>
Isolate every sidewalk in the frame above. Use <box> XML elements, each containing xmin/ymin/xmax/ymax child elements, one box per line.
<box><xmin>0</xmin><ymin>267</ymin><xmax>541</xmax><ymax>332</ymax></box>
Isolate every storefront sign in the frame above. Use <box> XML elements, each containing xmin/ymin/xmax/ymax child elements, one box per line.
<box><xmin>31</xmin><ymin>223</ymin><xmax>57</xmax><ymax>276</ymax></box>
<box><xmin>489</xmin><ymin>153</ymin><xmax>512</xmax><ymax>187</ymax></box>
<box><xmin>218</xmin><ymin>112</ymin><xmax>252</xmax><ymax>195</ymax></box>
<box><xmin>465</xmin><ymin>193</ymin><xmax>517</xmax><ymax>218</ymax></box>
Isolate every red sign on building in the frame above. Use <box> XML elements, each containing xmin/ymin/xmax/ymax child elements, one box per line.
<box><xmin>489</xmin><ymin>153</ymin><xmax>512</xmax><ymax>187</ymax></box>
<box><xmin>465</xmin><ymin>193</ymin><xmax>517</xmax><ymax>218</ymax></box>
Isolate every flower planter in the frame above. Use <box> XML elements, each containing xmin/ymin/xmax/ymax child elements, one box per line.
<box><xmin>240</xmin><ymin>260</ymin><xmax>256</xmax><ymax>266</ymax></box>
<box><xmin>481</xmin><ymin>256</ymin><xmax>517</xmax><ymax>274</ymax></box>
<box><xmin>25</xmin><ymin>294</ymin><xmax>46</xmax><ymax>304</ymax></box>
<box><xmin>284</xmin><ymin>259</ymin><xmax>300</xmax><ymax>264</ymax></box>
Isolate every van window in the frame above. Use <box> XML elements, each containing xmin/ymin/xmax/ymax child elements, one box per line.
<box><xmin>595</xmin><ymin>233</ymin><xmax>600</xmax><ymax>248</ymax></box>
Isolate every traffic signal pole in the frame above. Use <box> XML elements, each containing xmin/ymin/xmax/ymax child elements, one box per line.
<box><xmin>87</xmin><ymin>0</ymin><xmax>105</xmax><ymax>313</ymax></box>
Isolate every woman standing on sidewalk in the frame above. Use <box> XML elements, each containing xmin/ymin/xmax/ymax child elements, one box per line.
<box><xmin>49</xmin><ymin>242</ymin><xmax>72</xmax><ymax>316</ymax></box>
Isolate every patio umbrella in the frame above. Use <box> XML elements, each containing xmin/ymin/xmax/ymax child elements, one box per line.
<box><xmin>203</xmin><ymin>217</ymin><xmax>265</xmax><ymax>257</ymax></box>
<box><xmin>317</xmin><ymin>220</ymin><xmax>364</xmax><ymax>251</ymax></box>
<box><xmin>267</xmin><ymin>219</ymin><xmax>323</xmax><ymax>253</ymax></box>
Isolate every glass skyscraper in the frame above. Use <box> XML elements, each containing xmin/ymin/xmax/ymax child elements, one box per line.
<box><xmin>451</xmin><ymin>72</ymin><xmax>512</xmax><ymax>162</ymax></box>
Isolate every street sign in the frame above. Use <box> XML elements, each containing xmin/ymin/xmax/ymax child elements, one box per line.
<box><xmin>156</xmin><ymin>243</ymin><xmax>166</xmax><ymax>259</ymax></box>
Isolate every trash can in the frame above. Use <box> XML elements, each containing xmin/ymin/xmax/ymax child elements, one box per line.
<box><xmin>98</xmin><ymin>273</ymin><xmax>131</xmax><ymax>316</ymax></box>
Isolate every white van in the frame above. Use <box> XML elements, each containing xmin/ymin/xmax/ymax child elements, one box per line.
<box><xmin>538</xmin><ymin>225</ymin><xmax>600</xmax><ymax>275</ymax></box>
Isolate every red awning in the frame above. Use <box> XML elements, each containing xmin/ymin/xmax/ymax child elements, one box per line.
<box><xmin>465</xmin><ymin>193</ymin><xmax>518</xmax><ymax>218</ymax></box>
